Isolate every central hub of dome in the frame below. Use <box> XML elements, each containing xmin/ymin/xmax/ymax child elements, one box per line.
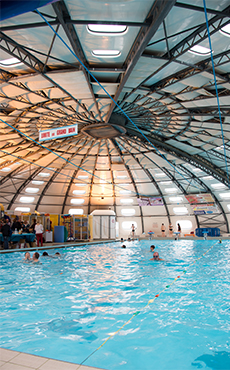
<box><xmin>81</xmin><ymin>114</ymin><xmax>126</xmax><ymax>139</ymax></box>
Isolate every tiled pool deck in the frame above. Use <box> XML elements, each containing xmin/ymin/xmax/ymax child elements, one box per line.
<box><xmin>0</xmin><ymin>348</ymin><xmax>106</xmax><ymax>370</ymax></box>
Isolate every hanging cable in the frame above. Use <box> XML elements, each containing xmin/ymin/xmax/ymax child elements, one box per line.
<box><xmin>203</xmin><ymin>0</ymin><xmax>230</xmax><ymax>188</ymax></box>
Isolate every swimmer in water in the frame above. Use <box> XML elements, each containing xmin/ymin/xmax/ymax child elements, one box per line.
<box><xmin>150</xmin><ymin>245</ymin><xmax>155</xmax><ymax>252</ymax></box>
<box><xmin>121</xmin><ymin>245</ymin><xmax>126</xmax><ymax>248</ymax></box>
<box><xmin>24</xmin><ymin>251</ymin><xmax>32</xmax><ymax>262</ymax></box>
<box><xmin>32</xmin><ymin>252</ymin><xmax>40</xmax><ymax>263</ymax></box>
<box><xmin>150</xmin><ymin>252</ymin><xmax>164</xmax><ymax>261</ymax></box>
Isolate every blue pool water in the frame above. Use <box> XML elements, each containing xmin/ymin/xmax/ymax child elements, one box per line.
<box><xmin>1</xmin><ymin>240</ymin><xmax>230</xmax><ymax>370</ymax></box>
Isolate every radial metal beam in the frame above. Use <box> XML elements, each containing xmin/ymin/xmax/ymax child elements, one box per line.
<box><xmin>106</xmin><ymin>140</ymin><xmax>116</xmax><ymax>213</ymax></box>
<box><xmin>160</xmin><ymin>166</ymin><xmax>200</xmax><ymax>228</ymax></box>
<box><xmin>88</xmin><ymin>140</ymin><xmax>102</xmax><ymax>215</ymax></box>
<box><xmin>61</xmin><ymin>139</ymin><xmax>96</xmax><ymax>214</ymax></box>
<box><xmin>175</xmin><ymin>2</ymin><xmax>230</xmax><ymax>17</ymax></box>
<box><xmin>0</xmin><ymin>20</ymin><xmax>149</xmax><ymax>32</ymax></box>
<box><xmin>0</xmin><ymin>31</ymin><xmax>96</xmax><ymax>120</ymax></box>
<box><xmin>111</xmin><ymin>138</ymin><xmax>144</xmax><ymax>233</ymax></box>
<box><xmin>104</xmin><ymin>0</ymin><xmax>176</xmax><ymax>123</ymax></box>
<box><xmin>123</xmin><ymin>6</ymin><xmax>230</xmax><ymax>102</ymax></box>
<box><xmin>52</xmin><ymin>0</ymin><xmax>102</xmax><ymax>121</ymax></box>
<box><xmin>125</xmin><ymin>128</ymin><xmax>230</xmax><ymax>186</ymax></box>
<box><xmin>7</xmin><ymin>167</ymin><xmax>42</xmax><ymax>210</ymax></box>
<box><xmin>120</xmin><ymin>136</ymin><xmax>171</xmax><ymax>223</ymax></box>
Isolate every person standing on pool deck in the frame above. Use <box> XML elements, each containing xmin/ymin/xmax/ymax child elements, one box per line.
<box><xmin>35</xmin><ymin>220</ymin><xmax>43</xmax><ymax>247</ymax></box>
<box><xmin>131</xmin><ymin>224</ymin><xmax>136</xmax><ymax>239</ymax></box>
<box><xmin>177</xmin><ymin>223</ymin><xmax>181</xmax><ymax>235</ymax></box>
<box><xmin>1</xmin><ymin>219</ymin><xmax>11</xmax><ymax>249</ymax></box>
<box><xmin>161</xmin><ymin>223</ymin><xmax>166</xmax><ymax>237</ymax></box>
<box><xmin>169</xmin><ymin>223</ymin><xmax>173</xmax><ymax>237</ymax></box>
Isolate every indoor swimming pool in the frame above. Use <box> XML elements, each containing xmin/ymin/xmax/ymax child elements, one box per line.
<box><xmin>0</xmin><ymin>240</ymin><xmax>230</xmax><ymax>370</ymax></box>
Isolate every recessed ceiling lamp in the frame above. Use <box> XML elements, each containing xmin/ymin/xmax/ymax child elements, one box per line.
<box><xmin>25</xmin><ymin>187</ymin><xmax>39</xmax><ymax>193</ymax></box>
<box><xmin>211</xmin><ymin>183</ymin><xmax>226</xmax><ymax>189</ymax></box>
<box><xmin>69</xmin><ymin>208</ymin><xmax>84</xmax><ymax>215</ymax></box>
<box><xmin>92</xmin><ymin>49</ymin><xmax>121</xmax><ymax>57</ymax></box>
<box><xmin>0</xmin><ymin>167</ymin><xmax>11</xmax><ymax>172</ymax></box>
<box><xmin>38</xmin><ymin>172</ymin><xmax>50</xmax><ymax>177</ymax></box>
<box><xmin>32</xmin><ymin>180</ymin><xmax>44</xmax><ymax>185</ymax></box>
<box><xmin>188</xmin><ymin>45</ymin><xmax>211</xmax><ymax>55</ymax></box>
<box><xmin>169</xmin><ymin>196</ymin><xmax>183</xmax><ymax>203</ymax></box>
<box><xmin>20</xmin><ymin>196</ymin><xmax>35</xmax><ymax>203</ymax></box>
<box><xmin>120</xmin><ymin>199</ymin><xmax>133</xmax><ymax>204</ymax></box>
<box><xmin>219</xmin><ymin>23</ymin><xmax>230</xmax><ymax>37</ymax></box>
<box><xmin>119</xmin><ymin>190</ymin><xmax>131</xmax><ymax>194</ymax></box>
<box><xmin>202</xmin><ymin>176</ymin><xmax>214</xmax><ymax>180</ymax></box>
<box><xmin>70</xmin><ymin>198</ymin><xmax>85</xmax><ymax>204</ymax></box>
<box><xmin>78</xmin><ymin>175</ymin><xmax>88</xmax><ymax>179</ymax></box>
<box><xmin>165</xmin><ymin>188</ymin><xmax>178</xmax><ymax>193</ymax></box>
<box><xmin>15</xmin><ymin>207</ymin><xmax>31</xmax><ymax>212</ymax></box>
<box><xmin>73</xmin><ymin>190</ymin><xmax>86</xmax><ymax>195</ymax></box>
<box><xmin>0</xmin><ymin>57</ymin><xmax>23</xmax><ymax>67</ymax></box>
<box><xmin>87</xmin><ymin>24</ymin><xmax>127</xmax><ymax>35</ymax></box>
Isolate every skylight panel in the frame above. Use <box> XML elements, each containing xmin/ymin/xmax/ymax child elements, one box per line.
<box><xmin>92</xmin><ymin>49</ymin><xmax>121</xmax><ymax>57</ymax></box>
<box><xmin>188</xmin><ymin>45</ymin><xmax>211</xmax><ymax>56</ymax></box>
<box><xmin>87</xmin><ymin>24</ymin><xmax>127</xmax><ymax>35</ymax></box>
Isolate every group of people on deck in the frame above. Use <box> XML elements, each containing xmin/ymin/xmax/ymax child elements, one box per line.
<box><xmin>161</xmin><ymin>223</ymin><xmax>181</xmax><ymax>237</ymax></box>
<box><xmin>0</xmin><ymin>216</ymin><xmax>44</xmax><ymax>249</ymax></box>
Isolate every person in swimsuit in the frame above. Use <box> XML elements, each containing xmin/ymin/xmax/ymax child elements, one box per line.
<box><xmin>161</xmin><ymin>223</ymin><xmax>166</xmax><ymax>237</ymax></box>
<box><xmin>150</xmin><ymin>252</ymin><xmax>164</xmax><ymax>261</ymax></box>
<box><xmin>169</xmin><ymin>223</ymin><xmax>173</xmax><ymax>237</ymax></box>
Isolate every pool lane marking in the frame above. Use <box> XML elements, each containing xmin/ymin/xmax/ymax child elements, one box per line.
<box><xmin>78</xmin><ymin>240</ymin><xmax>219</xmax><ymax>367</ymax></box>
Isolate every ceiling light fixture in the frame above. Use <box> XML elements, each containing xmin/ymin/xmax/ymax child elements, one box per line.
<box><xmin>87</xmin><ymin>24</ymin><xmax>127</xmax><ymax>35</ymax></box>
<box><xmin>92</xmin><ymin>49</ymin><xmax>121</xmax><ymax>57</ymax></box>
<box><xmin>219</xmin><ymin>23</ymin><xmax>230</xmax><ymax>37</ymax></box>
<box><xmin>0</xmin><ymin>57</ymin><xmax>23</xmax><ymax>67</ymax></box>
<box><xmin>188</xmin><ymin>45</ymin><xmax>211</xmax><ymax>55</ymax></box>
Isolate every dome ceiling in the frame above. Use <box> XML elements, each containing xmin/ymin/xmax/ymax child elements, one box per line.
<box><xmin>0</xmin><ymin>0</ymin><xmax>230</xmax><ymax>233</ymax></box>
